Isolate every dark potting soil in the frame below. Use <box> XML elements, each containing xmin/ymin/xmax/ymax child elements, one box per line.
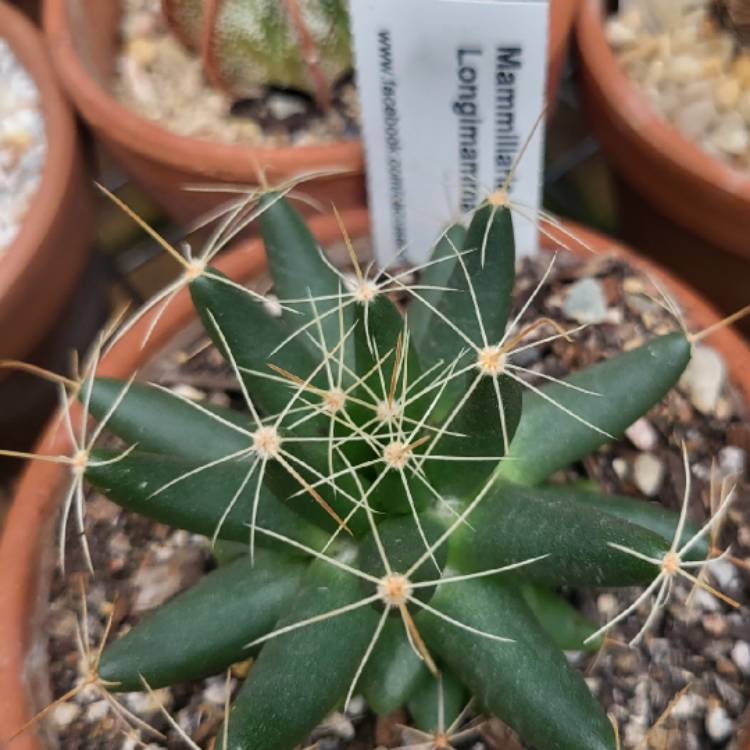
<box><xmin>42</xmin><ymin>252</ymin><xmax>750</xmax><ymax>749</ymax></box>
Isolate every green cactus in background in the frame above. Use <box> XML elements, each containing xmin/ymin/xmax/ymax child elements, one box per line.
<box><xmin>162</xmin><ymin>0</ymin><xmax>352</xmax><ymax>110</ymax></box>
<box><xmin>5</xmin><ymin>185</ymin><xmax>739</xmax><ymax>750</ymax></box>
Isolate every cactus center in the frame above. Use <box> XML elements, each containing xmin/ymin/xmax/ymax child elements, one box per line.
<box><xmin>71</xmin><ymin>449</ymin><xmax>89</xmax><ymax>474</ymax></box>
<box><xmin>184</xmin><ymin>259</ymin><xmax>206</xmax><ymax>282</ymax></box>
<box><xmin>352</xmin><ymin>278</ymin><xmax>379</xmax><ymax>304</ymax></box>
<box><xmin>377</xmin><ymin>574</ymin><xmax>412</xmax><ymax>607</ymax></box>
<box><xmin>662</xmin><ymin>551</ymin><xmax>681</xmax><ymax>575</ymax></box>
<box><xmin>477</xmin><ymin>345</ymin><xmax>507</xmax><ymax>376</ymax></box>
<box><xmin>376</xmin><ymin>399</ymin><xmax>402</xmax><ymax>423</ymax></box>
<box><xmin>488</xmin><ymin>188</ymin><xmax>510</xmax><ymax>208</ymax></box>
<box><xmin>323</xmin><ymin>387</ymin><xmax>346</xmax><ymax>413</ymax></box>
<box><xmin>252</xmin><ymin>426</ymin><xmax>282</xmax><ymax>459</ymax></box>
<box><xmin>433</xmin><ymin>734</ymin><xmax>451</xmax><ymax>750</ymax></box>
<box><xmin>383</xmin><ymin>440</ymin><xmax>412</xmax><ymax>468</ymax></box>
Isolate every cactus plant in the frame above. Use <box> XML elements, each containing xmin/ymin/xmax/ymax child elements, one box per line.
<box><xmin>162</xmin><ymin>0</ymin><xmax>352</xmax><ymax>111</ymax></box>
<box><xmin>4</xmin><ymin>189</ymin><xmax>741</xmax><ymax>750</ymax></box>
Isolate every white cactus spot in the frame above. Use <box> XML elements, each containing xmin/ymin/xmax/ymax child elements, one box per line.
<box><xmin>383</xmin><ymin>441</ymin><xmax>413</xmax><ymax>469</ymax></box>
<box><xmin>377</xmin><ymin>574</ymin><xmax>412</xmax><ymax>607</ymax></box>
<box><xmin>477</xmin><ymin>345</ymin><xmax>507</xmax><ymax>376</ymax></box>
<box><xmin>252</xmin><ymin>426</ymin><xmax>282</xmax><ymax>459</ymax></box>
<box><xmin>376</xmin><ymin>399</ymin><xmax>402</xmax><ymax>424</ymax></box>
<box><xmin>323</xmin><ymin>387</ymin><xmax>346</xmax><ymax>413</ymax></box>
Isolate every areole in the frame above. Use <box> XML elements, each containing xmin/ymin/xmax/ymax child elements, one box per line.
<box><xmin>0</xmin><ymin>208</ymin><xmax>749</xmax><ymax>748</ymax></box>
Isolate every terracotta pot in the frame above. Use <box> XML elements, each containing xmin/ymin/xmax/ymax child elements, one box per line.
<box><xmin>43</xmin><ymin>0</ymin><xmax>577</xmax><ymax>227</ymax></box>
<box><xmin>0</xmin><ymin>1</ymin><xmax>93</xmax><ymax>365</ymax></box>
<box><xmin>548</xmin><ymin>0</ymin><xmax>580</xmax><ymax>104</ymax></box>
<box><xmin>3</xmin><ymin>210</ymin><xmax>748</xmax><ymax>748</ymax></box>
<box><xmin>8</xmin><ymin>0</ymin><xmax>40</xmax><ymax>21</ymax></box>
<box><xmin>576</xmin><ymin>0</ymin><xmax>750</xmax><ymax>334</ymax></box>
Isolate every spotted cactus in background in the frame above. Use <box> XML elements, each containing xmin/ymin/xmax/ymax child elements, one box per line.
<box><xmin>162</xmin><ymin>0</ymin><xmax>352</xmax><ymax>110</ymax></box>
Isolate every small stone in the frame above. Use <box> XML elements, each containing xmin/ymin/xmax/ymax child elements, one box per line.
<box><xmin>673</xmin><ymin>691</ymin><xmax>705</xmax><ymax>720</ymax></box>
<box><xmin>709</xmin><ymin>558</ymin><xmax>738</xmax><ymax>590</ymax></box>
<box><xmin>171</xmin><ymin>383</ymin><xmax>206</xmax><ymax>402</ymax></box>
<box><xmin>705</xmin><ymin>704</ymin><xmax>734</xmax><ymax>743</ymax></box>
<box><xmin>703</xmin><ymin>612</ymin><xmax>728</xmax><ymax>637</ymax></box>
<box><xmin>597</xmin><ymin>592</ymin><xmax>619</xmax><ymax>618</ymax></box>
<box><xmin>715</xmin><ymin>77</ymin><xmax>742</xmax><ymax>110</ymax></box>
<box><xmin>674</xmin><ymin>98</ymin><xmax>718</xmax><ymax>140</ymax></box>
<box><xmin>731</xmin><ymin>641</ymin><xmax>750</xmax><ymax>675</ymax></box>
<box><xmin>738</xmin><ymin>89</ymin><xmax>750</xmax><ymax>124</ymax></box>
<box><xmin>125</xmin><ymin>687</ymin><xmax>173</xmax><ymax>716</ymax></box>
<box><xmin>265</xmin><ymin>92</ymin><xmax>309</xmax><ymax>121</ymax></box>
<box><xmin>678</xmin><ymin>345</ymin><xmax>726</xmax><ymax>415</ymax></box>
<box><xmin>625</xmin><ymin>417</ymin><xmax>658</xmax><ymax>451</ymax></box>
<box><xmin>314</xmin><ymin>712</ymin><xmax>355</xmax><ymax>741</ymax></box>
<box><xmin>127</xmin><ymin>37</ymin><xmax>157</xmax><ymax>66</ymax></box>
<box><xmin>606</xmin><ymin>19</ymin><xmax>639</xmax><ymax>47</ymax></box>
<box><xmin>613</xmin><ymin>457</ymin><xmax>629</xmax><ymax>480</ymax></box>
<box><xmin>51</xmin><ymin>702</ymin><xmax>81</xmax><ymax>728</ymax></box>
<box><xmin>85</xmin><ymin>700</ymin><xmax>110</xmax><ymax>722</ymax></box>
<box><xmin>203</xmin><ymin>675</ymin><xmax>234</xmax><ymax>704</ymax></box>
<box><xmin>666</xmin><ymin>55</ymin><xmax>703</xmax><ymax>84</ymax></box>
<box><xmin>732</xmin><ymin>53</ymin><xmax>750</xmax><ymax>86</ymax></box>
<box><xmin>708</xmin><ymin>112</ymin><xmax>750</xmax><ymax>155</ymax></box>
<box><xmin>693</xmin><ymin>587</ymin><xmax>722</xmax><ymax>612</ymax></box>
<box><xmin>132</xmin><ymin>548</ymin><xmax>204</xmax><ymax>613</ymax></box>
<box><xmin>719</xmin><ymin>446</ymin><xmax>746</xmax><ymax>477</ymax></box>
<box><xmin>633</xmin><ymin>452</ymin><xmax>664</xmax><ymax>496</ymax></box>
<box><xmin>562</xmin><ymin>278</ymin><xmax>608</xmax><ymax>325</ymax></box>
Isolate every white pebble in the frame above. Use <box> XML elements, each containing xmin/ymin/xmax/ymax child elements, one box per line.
<box><xmin>732</xmin><ymin>641</ymin><xmax>750</xmax><ymax>675</ymax></box>
<box><xmin>673</xmin><ymin>691</ymin><xmax>706</xmax><ymax>720</ymax></box>
<box><xmin>562</xmin><ymin>278</ymin><xmax>609</xmax><ymax>325</ymax></box>
<box><xmin>708</xmin><ymin>112</ymin><xmax>750</xmax><ymax>155</ymax></box>
<box><xmin>51</xmin><ymin>701</ymin><xmax>81</xmax><ymax>728</ymax></box>
<box><xmin>705</xmin><ymin>704</ymin><xmax>734</xmax><ymax>743</ymax></box>
<box><xmin>665</xmin><ymin>55</ymin><xmax>703</xmax><ymax>84</ymax></box>
<box><xmin>633</xmin><ymin>452</ymin><xmax>664</xmax><ymax>496</ymax></box>
<box><xmin>679</xmin><ymin>345</ymin><xmax>726</xmax><ymax>415</ymax></box>
<box><xmin>625</xmin><ymin>417</ymin><xmax>658</xmax><ymax>451</ymax></box>
<box><xmin>674</xmin><ymin>99</ymin><xmax>718</xmax><ymax>140</ymax></box>
<box><xmin>719</xmin><ymin>446</ymin><xmax>746</xmax><ymax>477</ymax></box>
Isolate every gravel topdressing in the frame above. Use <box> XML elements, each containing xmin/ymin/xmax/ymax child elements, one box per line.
<box><xmin>0</xmin><ymin>38</ymin><xmax>46</xmax><ymax>254</ymax></box>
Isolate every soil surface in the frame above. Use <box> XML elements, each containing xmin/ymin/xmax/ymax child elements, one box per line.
<box><xmin>42</xmin><ymin>250</ymin><xmax>750</xmax><ymax>749</ymax></box>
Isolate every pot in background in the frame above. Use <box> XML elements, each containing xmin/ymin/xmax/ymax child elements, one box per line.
<box><xmin>43</xmin><ymin>0</ymin><xmax>579</xmax><ymax>228</ymax></box>
<box><xmin>576</xmin><ymin>0</ymin><xmax>750</xmax><ymax>337</ymax></box>
<box><xmin>0</xmin><ymin>0</ymin><xmax>95</xmax><ymax>447</ymax></box>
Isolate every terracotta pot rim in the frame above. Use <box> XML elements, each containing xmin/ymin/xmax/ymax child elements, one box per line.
<box><xmin>42</xmin><ymin>0</ymin><xmax>364</xmax><ymax>180</ymax></box>
<box><xmin>550</xmin><ymin>0</ymin><xmax>580</xmax><ymax>62</ymax></box>
<box><xmin>0</xmin><ymin>2</ymin><xmax>79</xmax><ymax>306</ymax></box>
<box><xmin>1</xmin><ymin>215</ymin><xmax>749</xmax><ymax>748</ymax></box>
<box><xmin>576</xmin><ymin>0</ymin><xmax>750</xmax><ymax>207</ymax></box>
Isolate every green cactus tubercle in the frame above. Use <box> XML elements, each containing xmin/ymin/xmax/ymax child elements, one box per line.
<box><xmin>72</xmin><ymin>193</ymin><xmax>705</xmax><ymax>750</ymax></box>
<box><xmin>162</xmin><ymin>0</ymin><xmax>352</xmax><ymax>106</ymax></box>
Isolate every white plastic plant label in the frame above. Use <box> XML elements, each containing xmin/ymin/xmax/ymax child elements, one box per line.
<box><xmin>349</xmin><ymin>0</ymin><xmax>549</xmax><ymax>265</ymax></box>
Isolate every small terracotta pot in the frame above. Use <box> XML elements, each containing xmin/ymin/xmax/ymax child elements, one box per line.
<box><xmin>0</xmin><ymin>1</ymin><xmax>93</xmax><ymax>365</ymax></box>
<box><xmin>1</xmin><ymin>209</ymin><xmax>749</xmax><ymax>748</ymax></box>
<box><xmin>576</xmin><ymin>0</ymin><xmax>750</xmax><ymax>333</ymax></box>
<box><xmin>43</xmin><ymin>0</ymin><xmax>578</xmax><ymax>227</ymax></box>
